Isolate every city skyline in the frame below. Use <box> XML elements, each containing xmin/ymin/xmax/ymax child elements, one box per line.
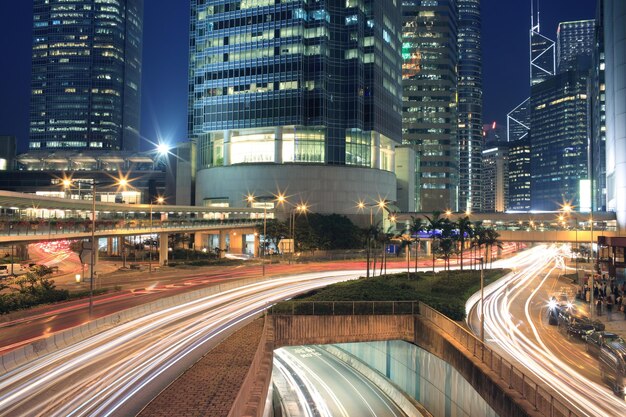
<box><xmin>0</xmin><ymin>1</ymin><xmax>595</xmax><ymax>151</ymax></box>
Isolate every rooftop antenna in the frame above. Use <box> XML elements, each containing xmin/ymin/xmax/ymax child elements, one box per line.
<box><xmin>531</xmin><ymin>0</ymin><xmax>540</xmax><ymax>32</ymax></box>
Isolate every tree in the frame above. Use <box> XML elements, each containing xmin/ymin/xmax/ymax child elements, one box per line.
<box><xmin>377</xmin><ymin>226</ymin><xmax>395</xmax><ymax>276</ymax></box>
<box><xmin>435</xmin><ymin>219</ymin><xmax>457</xmax><ymax>272</ymax></box>
<box><xmin>259</xmin><ymin>219</ymin><xmax>289</xmax><ymax>254</ymax></box>
<box><xmin>471</xmin><ymin>221</ymin><xmax>487</xmax><ymax>270</ymax></box>
<box><xmin>425</xmin><ymin>212</ymin><xmax>445</xmax><ymax>272</ymax></box>
<box><xmin>410</xmin><ymin>216</ymin><xmax>424</xmax><ymax>273</ymax></box>
<box><xmin>393</xmin><ymin>232</ymin><xmax>415</xmax><ymax>279</ymax></box>
<box><xmin>456</xmin><ymin>216</ymin><xmax>473</xmax><ymax>271</ymax></box>
<box><xmin>483</xmin><ymin>229</ymin><xmax>503</xmax><ymax>268</ymax></box>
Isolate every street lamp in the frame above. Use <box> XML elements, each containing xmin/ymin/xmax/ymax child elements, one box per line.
<box><xmin>247</xmin><ymin>193</ymin><xmax>275</xmax><ymax>276</ymax></box>
<box><xmin>148</xmin><ymin>195</ymin><xmax>165</xmax><ymax>273</ymax></box>
<box><xmin>357</xmin><ymin>198</ymin><xmax>392</xmax><ymax>278</ymax></box>
<box><xmin>62</xmin><ymin>176</ymin><xmax>129</xmax><ymax>316</ymax></box>
<box><xmin>291</xmin><ymin>203</ymin><xmax>309</xmax><ymax>255</ymax></box>
<box><xmin>471</xmin><ymin>257</ymin><xmax>486</xmax><ymax>342</ymax></box>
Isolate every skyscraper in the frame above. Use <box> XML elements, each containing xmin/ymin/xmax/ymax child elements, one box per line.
<box><xmin>190</xmin><ymin>0</ymin><xmax>403</xmax><ymax>215</ymax></box>
<box><xmin>590</xmin><ymin>2</ymin><xmax>606</xmax><ymax>211</ymax></box>
<box><xmin>29</xmin><ymin>0</ymin><xmax>143</xmax><ymax>152</ymax></box>
<box><xmin>506</xmin><ymin>98</ymin><xmax>531</xmax><ymax>211</ymax></box>
<box><xmin>402</xmin><ymin>0</ymin><xmax>458</xmax><ymax>212</ymax></box>
<box><xmin>604</xmin><ymin>0</ymin><xmax>626</xmax><ymax>231</ymax></box>
<box><xmin>530</xmin><ymin>1</ymin><xmax>555</xmax><ymax>86</ymax></box>
<box><xmin>530</xmin><ymin>71</ymin><xmax>589</xmax><ymax>211</ymax></box>
<box><xmin>457</xmin><ymin>0</ymin><xmax>482</xmax><ymax>212</ymax></box>
<box><xmin>481</xmin><ymin>145</ymin><xmax>508</xmax><ymax>212</ymax></box>
<box><xmin>557</xmin><ymin>20</ymin><xmax>595</xmax><ymax>73</ymax></box>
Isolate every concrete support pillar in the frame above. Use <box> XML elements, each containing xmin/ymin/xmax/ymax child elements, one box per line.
<box><xmin>223</xmin><ymin>130</ymin><xmax>232</xmax><ymax>166</ymax></box>
<box><xmin>219</xmin><ymin>230</ymin><xmax>227</xmax><ymax>257</ymax></box>
<box><xmin>274</xmin><ymin>126</ymin><xmax>283</xmax><ymax>164</ymax></box>
<box><xmin>159</xmin><ymin>232</ymin><xmax>169</xmax><ymax>266</ymax></box>
<box><xmin>424</xmin><ymin>240</ymin><xmax>432</xmax><ymax>256</ymax></box>
<box><xmin>229</xmin><ymin>231</ymin><xmax>243</xmax><ymax>254</ymax></box>
<box><xmin>106</xmin><ymin>237</ymin><xmax>113</xmax><ymax>256</ymax></box>
<box><xmin>194</xmin><ymin>233</ymin><xmax>205</xmax><ymax>251</ymax></box>
<box><xmin>117</xmin><ymin>237</ymin><xmax>124</xmax><ymax>257</ymax></box>
<box><xmin>254</xmin><ymin>233</ymin><xmax>260</xmax><ymax>257</ymax></box>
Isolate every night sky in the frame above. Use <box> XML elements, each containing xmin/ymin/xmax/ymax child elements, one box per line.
<box><xmin>0</xmin><ymin>1</ymin><xmax>596</xmax><ymax>152</ymax></box>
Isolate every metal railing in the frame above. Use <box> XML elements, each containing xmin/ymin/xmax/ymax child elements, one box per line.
<box><xmin>0</xmin><ymin>218</ymin><xmax>260</xmax><ymax>237</ymax></box>
<box><xmin>268</xmin><ymin>301</ymin><xmax>419</xmax><ymax>316</ymax></box>
<box><xmin>419</xmin><ymin>302</ymin><xmax>582</xmax><ymax>417</ymax></box>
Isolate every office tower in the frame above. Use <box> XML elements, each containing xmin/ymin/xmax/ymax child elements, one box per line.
<box><xmin>590</xmin><ymin>2</ymin><xmax>606</xmax><ymax>211</ymax></box>
<box><xmin>506</xmin><ymin>99</ymin><xmax>531</xmax><ymax>211</ymax></box>
<box><xmin>530</xmin><ymin>1</ymin><xmax>555</xmax><ymax>86</ymax></box>
<box><xmin>557</xmin><ymin>20</ymin><xmax>595</xmax><ymax>73</ymax></box>
<box><xmin>481</xmin><ymin>145</ymin><xmax>508</xmax><ymax>212</ymax></box>
<box><xmin>190</xmin><ymin>0</ymin><xmax>403</xmax><ymax>215</ymax></box>
<box><xmin>457</xmin><ymin>0</ymin><xmax>482</xmax><ymax>212</ymax></box>
<box><xmin>402</xmin><ymin>0</ymin><xmax>458</xmax><ymax>212</ymax></box>
<box><xmin>29</xmin><ymin>0</ymin><xmax>143</xmax><ymax>152</ymax></box>
<box><xmin>604</xmin><ymin>0</ymin><xmax>626</xmax><ymax>231</ymax></box>
<box><xmin>530</xmin><ymin>71</ymin><xmax>589</xmax><ymax>211</ymax></box>
<box><xmin>507</xmin><ymin>137</ymin><xmax>531</xmax><ymax>212</ymax></box>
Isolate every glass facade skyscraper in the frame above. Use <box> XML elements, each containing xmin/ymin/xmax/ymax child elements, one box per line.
<box><xmin>591</xmin><ymin>2</ymin><xmax>606</xmax><ymax>211</ymax></box>
<box><xmin>29</xmin><ymin>0</ymin><xmax>143</xmax><ymax>152</ymax></box>
<box><xmin>402</xmin><ymin>0</ymin><xmax>458</xmax><ymax>212</ymax></box>
<box><xmin>557</xmin><ymin>20</ymin><xmax>595</xmax><ymax>73</ymax></box>
<box><xmin>457</xmin><ymin>0</ymin><xmax>482</xmax><ymax>212</ymax></box>
<box><xmin>530</xmin><ymin>10</ymin><xmax>555</xmax><ymax>86</ymax></box>
<box><xmin>530</xmin><ymin>71</ymin><xmax>589</xmax><ymax>211</ymax></box>
<box><xmin>190</xmin><ymin>0</ymin><xmax>403</xmax><ymax>214</ymax></box>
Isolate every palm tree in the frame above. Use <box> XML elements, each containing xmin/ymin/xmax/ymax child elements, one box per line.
<box><xmin>364</xmin><ymin>222</ymin><xmax>380</xmax><ymax>278</ymax></box>
<box><xmin>471</xmin><ymin>221</ymin><xmax>486</xmax><ymax>270</ymax></box>
<box><xmin>436</xmin><ymin>218</ymin><xmax>457</xmax><ymax>272</ymax></box>
<box><xmin>483</xmin><ymin>228</ymin><xmax>503</xmax><ymax>268</ymax></box>
<box><xmin>392</xmin><ymin>232</ymin><xmax>415</xmax><ymax>279</ymax></box>
<box><xmin>456</xmin><ymin>216</ymin><xmax>473</xmax><ymax>271</ymax></box>
<box><xmin>424</xmin><ymin>212</ymin><xmax>444</xmax><ymax>272</ymax></box>
<box><xmin>378</xmin><ymin>226</ymin><xmax>395</xmax><ymax>276</ymax></box>
<box><xmin>410</xmin><ymin>216</ymin><xmax>424</xmax><ymax>273</ymax></box>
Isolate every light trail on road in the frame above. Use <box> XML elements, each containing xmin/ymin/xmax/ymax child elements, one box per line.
<box><xmin>467</xmin><ymin>245</ymin><xmax>626</xmax><ymax>417</ymax></box>
<box><xmin>273</xmin><ymin>346</ymin><xmax>407</xmax><ymax>417</ymax></box>
<box><xmin>0</xmin><ymin>271</ymin><xmax>365</xmax><ymax>417</ymax></box>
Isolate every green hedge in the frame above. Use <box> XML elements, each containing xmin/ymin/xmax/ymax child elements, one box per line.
<box><xmin>287</xmin><ymin>268</ymin><xmax>510</xmax><ymax>321</ymax></box>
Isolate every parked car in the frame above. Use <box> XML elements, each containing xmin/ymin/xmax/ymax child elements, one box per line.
<box><xmin>547</xmin><ymin>294</ymin><xmax>571</xmax><ymax>325</ymax></box>
<box><xmin>557</xmin><ymin>309</ymin><xmax>603</xmax><ymax>340</ymax></box>
<box><xmin>599</xmin><ymin>342</ymin><xmax>626</xmax><ymax>396</ymax></box>
<box><xmin>587</xmin><ymin>332</ymin><xmax>625</xmax><ymax>357</ymax></box>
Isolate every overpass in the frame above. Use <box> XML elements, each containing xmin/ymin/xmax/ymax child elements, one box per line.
<box><xmin>0</xmin><ymin>190</ymin><xmax>270</xmax><ymax>265</ymax></box>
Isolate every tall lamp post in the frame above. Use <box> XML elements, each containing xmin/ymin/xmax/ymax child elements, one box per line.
<box><xmin>247</xmin><ymin>194</ymin><xmax>273</xmax><ymax>276</ymax></box>
<box><xmin>148</xmin><ymin>196</ymin><xmax>165</xmax><ymax>273</ymax></box>
<box><xmin>357</xmin><ymin>199</ymin><xmax>390</xmax><ymax>278</ymax></box>
<box><xmin>64</xmin><ymin>177</ymin><xmax>128</xmax><ymax>316</ymax></box>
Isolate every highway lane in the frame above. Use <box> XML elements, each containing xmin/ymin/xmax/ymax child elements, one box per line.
<box><xmin>0</xmin><ymin>270</ymin><xmax>365</xmax><ymax>417</ymax></box>
<box><xmin>273</xmin><ymin>346</ymin><xmax>408</xmax><ymax>417</ymax></box>
<box><xmin>466</xmin><ymin>245</ymin><xmax>626</xmax><ymax>416</ymax></box>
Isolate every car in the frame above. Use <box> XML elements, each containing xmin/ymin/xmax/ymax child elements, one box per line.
<box><xmin>599</xmin><ymin>342</ymin><xmax>626</xmax><ymax>396</ymax></box>
<box><xmin>547</xmin><ymin>295</ymin><xmax>571</xmax><ymax>325</ymax></box>
<box><xmin>557</xmin><ymin>309</ymin><xmax>601</xmax><ymax>340</ymax></box>
<box><xmin>587</xmin><ymin>331</ymin><xmax>625</xmax><ymax>357</ymax></box>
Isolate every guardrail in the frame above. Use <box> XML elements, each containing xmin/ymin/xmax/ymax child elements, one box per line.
<box><xmin>268</xmin><ymin>301</ymin><xmax>419</xmax><ymax>316</ymax></box>
<box><xmin>419</xmin><ymin>302</ymin><xmax>582</xmax><ymax>417</ymax></box>
<box><xmin>0</xmin><ymin>218</ymin><xmax>261</xmax><ymax>238</ymax></box>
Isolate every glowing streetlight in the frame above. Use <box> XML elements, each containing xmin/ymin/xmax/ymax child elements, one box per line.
<box><xmin>445</xmin><ymin>209</ymin><xmax>452</xmax><ymax>217</ymax></box>
<box><xmin>156</xmin><ymin>142</ymin><xmax>170</xmax><ymax>156</ymax></box>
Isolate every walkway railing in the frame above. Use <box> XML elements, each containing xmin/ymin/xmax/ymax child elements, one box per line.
<box><xmin>0</xmin><ymin>218</ymin><xmax>261</xmax><ymax>238</ymax></box>
<box><xmin>268</xmin><ymin>301</ymin><xmax>419</xmax><ymax>316</ymax></box>
<box><xmin>419</xmin><ymin>302</ymin><xmax>582</xmax><ymax>417</ymax></box>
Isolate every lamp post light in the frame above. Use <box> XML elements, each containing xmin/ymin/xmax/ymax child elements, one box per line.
<box><xmin>247</xmin><ymin>194</ymin><xmax>271</xmax><ymax>276</ymax></box>
<box><xmin>357</xmin><ymin>198</ymin><xmax>391</xmax><ymax>278</ymax></box>
<box><xmin>148</xmin><ymin>196</ymin><xmax>165</xmax><ymax>273</ymax></box>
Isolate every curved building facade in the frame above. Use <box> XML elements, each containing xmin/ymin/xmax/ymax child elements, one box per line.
<box><xmin>29</xmin><ymin>0</ymin><xmax>143</xmax><ymax>152</ymax></box>
<box><xmin>189</xmin><ymin>0</ymin><xmax>403</xmax><ymax>214</ymax></box>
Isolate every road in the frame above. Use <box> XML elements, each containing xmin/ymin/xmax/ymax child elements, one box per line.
<box><xmin>0</xmin><ymin>270</ymin><xmax>368</xmax><ymax>416</ymax></box>
<box><xmin>467</xmin><ymin>245</ymin><xmax>626</xmax><ymax>417</ymax></box>
<box><xmin>273</xmin><ymin>345</ymin><xmax>408</xmax><ymax>417</ymax></box>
